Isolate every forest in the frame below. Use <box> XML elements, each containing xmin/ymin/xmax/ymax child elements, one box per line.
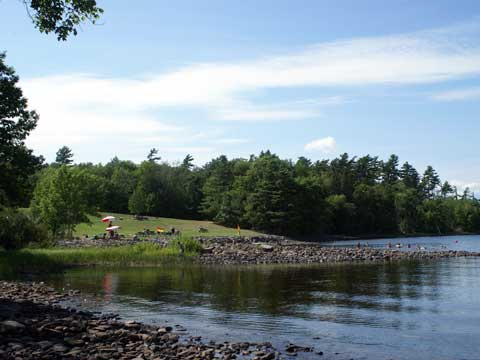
<box><xmin>5</xmin><ymin>145</ymin><xmax>480</xmax><ymax>239</ymax></box>
<box><xmin>1</xmin><ymin>52</ymin><xmax>480</xmax><ymax>243</ymax></box>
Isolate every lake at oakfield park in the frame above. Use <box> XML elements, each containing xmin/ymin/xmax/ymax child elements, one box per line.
<box><xmin>6</xmin><ymin>235</ymin><xmax>480</xmax><ymax>360</ymax></box>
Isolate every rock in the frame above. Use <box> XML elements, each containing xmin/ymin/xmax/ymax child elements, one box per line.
<box><xmin>125</xmin><ymin>320</ymin><xmax>141</xmax><ymax>329</ymax></box>
<box><xmin>202</xmin><ymin>247</ymin><xmax>214</xmax><ymax>254</ymax></box>
<box><xmin>285</xmin><ymin>344</ymin><xmax>313</xmax><ymax>353</ymax></box>
<box><xmin>0</xmin><ymin>320</ymin><xmax>25</xmax><ymax>333</ymax></box>
<box><xmin>174</xmin><ymin>324</ymin><xmax>187</xmax><ymax>332</ymax></box>
<box><xmin>260</xmin><ymin>352</ymin><xmax>276</xmax><ymax>360</ymax></box>
<box><xmin>37</xmin><ymin>340</ymin><xmax>53</xmax><ymax>349</ymax></box>
<box><xmin>65</xmin><ymin>338</ymin><xmax>84</xmax><ymax>346</ymax></box>
<box><xmin>52</xmin><ymin>343</ymin><xmax>69</xmax><ymax>353</ymax></box>
<box><xmin>195</xmin><ymin>236</ymin><xmax>480</xmax><ymax>266</ymax></box>
<box><xmin>260</xmin><ymin>244</ymin><xmax>274</xmax><ymax>252</ymax></box>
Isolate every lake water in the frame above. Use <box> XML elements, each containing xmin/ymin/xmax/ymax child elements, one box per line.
<box><xmin>5</xmin><ymin>235</ymin><xmax>480</xmax><ymax>359</ymax></box>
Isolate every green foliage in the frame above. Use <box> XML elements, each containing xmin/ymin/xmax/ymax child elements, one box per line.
<box><xmin>394</xmin><ymin>185</ymin><xmax>420</xmax><ymax>234</ymax></box>
<box><xmin>0</xmin><ymin>207</ymin><xmax>49</xmax><ymax>250</ymax></box>
<box><xmin>242</xmin><ymin>152</ymin><xmax>297</xmax><ymax>234</ymax></box>
<box><xmin>25</xmin><ymin>0</ymin><xmax>104</xmax><ymax>41</ymax></box>
<box><xmin>400</xmin><ymin>162</ymin><xmax>420</xmax><ymax>189</ymax></box>
<box><xmin>0</xmin><ymin>53</ymin><xmax>44</xmax><ymax>207</ymax></box>
<box><xmin>325</xmin><ymin>194</ymin><xmax>356</xmax><ymax>234</ymax></box>
<box><xmin>417</xmin><ymin>199</ymin><xmax>454</xmax><ymax>234</ymax></box>
<box><xmin>452</xmin><ymin>199</ymin><xmax>480</xmax><ymax>232</ymax></box>
<box><xmin>381</xmin><ymin>154</ymin><xmax>400</xmax><ymax>185</ymax></box>
<box><xmin>353</xmin><ymin>184</ymin><xmax>396</xmax><ymax>234</ymax></box>
<box><xmin>55</xmin><ymin>145</ymin><xmax>74</xmax><ymax>165</ymax></box>
<box><xmin>182</xmin><ymin>154</ymin><xmax>194</xmax><ymax>169</ymax></box>
<box><xmin>420</xmin><ymin>166</ymin><xmax>441</xmax><ymax>199</ymax></box>
<box><xmin>14</xmin><ymin>147</ymin><xmax>480</xmax><ymax>239</ymax></box>
<box><xmin>169</xmin><ymin>237</ymin><xmax>204</xmax><ymax>254</ymax></box>
<box><xmin>192</xmin><ymin>151</ymin><xmax>480</xmax><ymax>236</ymax></box>
<box><xmin>200</xmin><ymin>155</ymin><xmax>234</xmax><ymax>218</ymax></box>
<box><xmin>147</xmin><ymin>148</ymin><xmax>161</xmax><ymax>162</ymax></box>
<box><xmin>127</xmin><ymin>160</ymin><xmax>199</xmax><ymax>218</ymax></box>
<box><xmin>128</xmin><ymin>183</ymin><xmax>152</xmax><ymax>215</ymax></box>
<box><xmin>31</xmin><ymin>166</ymin><xmax>100</xmax><ymax>238</ymax></box>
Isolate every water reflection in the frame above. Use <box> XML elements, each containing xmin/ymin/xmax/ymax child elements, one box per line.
<box><xmin>48</xmin><ymin>259</ymin><xmax>462</xmax><ymax>318</ymax></box>
<box><xmin>40</xmin><ymin>257</ymin><xmax>480</xmax><ymax>359</ymax></box>
<box><xmin>2</xmin><ymin>236</ymin><xmax>479</xmax><ymax>359</ymax></box>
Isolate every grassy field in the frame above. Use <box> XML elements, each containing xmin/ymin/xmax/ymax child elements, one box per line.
<box><xmin>75</xmin><ymin>212</ymin><xmax>261</xmax><ymax>238</ymax></box>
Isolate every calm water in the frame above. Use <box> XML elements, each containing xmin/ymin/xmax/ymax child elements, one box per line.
<box><xmin>321</xmin><ymin>234</ymin><xmax>480</xmax><ymax>252</ymax></box>
<box><xmin>6</xmin><ymin>235</ymin><xmax>480</xmax><ymax>359</ymax></box>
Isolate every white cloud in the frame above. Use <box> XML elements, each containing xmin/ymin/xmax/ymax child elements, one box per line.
<box><xmin>19</xmin><ymin>20</ymin><xmax>480</xmax><ymax>162</ymax></box>
<box><xmin>217</xmin><ymin>108</ymin><xmax>319</xmax><ymax>121</ymax></box>
<box><xmin>450</xmin><ymin>180</ymin><xmax>480</xmax><ymax>195</ymax></box>
<box><xmin>214</xmin><ymin>97</ymin><xmax>344</xmax><ymax>121</ymax></box>
<box><xmin>22</xmin><ymin>20</ymin><xmax>480</xmax><ymax>112</ymax></box>
<box><xmin>432</xmin><ymin>87</ymin><xmax>480</xmax><ymax>101</ymax></box>
<box><xmin>304</xmin><ymin>136</ymin><xmax>337</xmax><ymax>153</ymax></box>
<box><xmin>213</xmin><ymin>138</ymin><xmax>249</xmax><ymax>145</ymax></box>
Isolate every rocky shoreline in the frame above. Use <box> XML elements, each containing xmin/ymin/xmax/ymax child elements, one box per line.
<box><xmin>196</xmin><ymin>236</ymin><xmax>480</xmax><ymax>265</ymax></box>
<box><xmin>54</xmin><ymin>234</ymin><xmax>480</xmax><ymax>266</ymax></box>
<box><xmin>0</xmin><ymin>281</ymin><xmax>319</xmax><ymax>360</ymax></box>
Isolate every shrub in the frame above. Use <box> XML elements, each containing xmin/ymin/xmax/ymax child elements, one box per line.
<box><xmin>170</xmin><ymin>237</ymin><xmax>204</xmax><ymax>254</ymax></box>
<box><xmin>0</xmin><ymin>207</ymin><xmax>49</xmax><ymax>250</ymax></box>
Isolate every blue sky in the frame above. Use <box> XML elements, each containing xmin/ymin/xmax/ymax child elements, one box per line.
<box><xmin>1</xmin><ymin>0</ymin><xmax>480</xmax><ymax>192</ymax></box>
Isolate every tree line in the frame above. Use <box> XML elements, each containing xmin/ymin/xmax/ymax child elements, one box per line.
<box><xmin>1</xmin><ymin>50</ymin><xmax>480</xmax><ymax>247</ymax></box>
<box><xmin>22</xmin><ymin>146</ymin><xmax>480</xmax><ymax>239</ymax></box>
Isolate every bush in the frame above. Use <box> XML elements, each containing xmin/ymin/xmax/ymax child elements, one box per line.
<box><xmin>170</xmin><ymin>237</ymin><xmax>204</xmax><ymax>254</ymax></box>
<box><xmin>0</xmin><ymin>208</ymin><xmax>49</xmax><ymax>250</ymax></box>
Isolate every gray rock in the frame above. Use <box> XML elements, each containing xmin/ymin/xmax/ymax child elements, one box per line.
<box><xmin>0</xmin><ymin>320</ymin><xmax>25</xmax><ymax>333</ymax></box>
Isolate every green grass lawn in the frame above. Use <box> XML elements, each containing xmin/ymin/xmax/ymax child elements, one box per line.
<box><xmin>75</xmin><ymin>212</ymin><xmax>261</xmax><ymax>238</ymax></box>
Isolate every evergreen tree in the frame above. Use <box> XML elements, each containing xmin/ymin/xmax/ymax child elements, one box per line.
<box><xmin>400</xmin><ymin>162</ymin><xmax>420</xmax><ymax>189</ymax></box>
<box><xmin>242</xmin><ymin>152</ymin><xmax>296</xmax><ymax>234</ymax></box>
<box><xmin>200</xmin><ymin>156</ymin><xmax>234</xmax><ymax>218</ymax></box>
<box><xmin>440</xmin><ymin>181</ymin><xmax>454</xmax><ymax>198</ymax></box>
<box><xmin>354</xmin><ymin>155</ymin><xmax>380</xmax><ymax>185</ymax></box>
<box><xmin>381</xmin><ymin>154</ymin><xmax>400</xmax><ymax>185</ymax></box>
<box><xmin>147</xmin><ymin>148</ymin><xmax>161</xmax><ymax>162</ymax></box>
<box><xmin>55</xmin><ymin>146</ymin><xmax>74</xmax><ymax>165</ymax></box>
<box><xmin>420</xmin><ymin>166</ymin><xmax>441</xmax><ymax>199</ymax></box>
<box><xmin>182</xmin><ymin>154</ymin><xmax>194</xmax><ymax>169</ymax></box>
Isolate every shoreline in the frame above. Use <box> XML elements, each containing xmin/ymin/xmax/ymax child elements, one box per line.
<box><xmin>0</xmin><ymin>281</ymin><xmax>317</xmax><ymax>359</ymax></box>
<box><xmin>294</xmin><ymin>231</ymin><xmax>480</xmax><ymax>243</ymax></box>
<box><xmin>2</xmin><ymin>235</ymin><xmax>480</xmax><ymax>272</ymax></box>
<box><xmin>196</xmin><ymin>236</ymin><xmax>480</xmax><ymax>265</ymax></box>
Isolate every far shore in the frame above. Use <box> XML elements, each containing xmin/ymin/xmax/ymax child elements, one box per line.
<box><xmin>296</xmin><ymin>231</ymin><xmax>480</xmax><ymax>243</ymax></box>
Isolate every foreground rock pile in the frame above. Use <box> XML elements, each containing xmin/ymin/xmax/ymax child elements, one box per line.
<box><xmin>197</xmin><ymin>237</ymin><xmax>480</xmax><ymax>265</ymax></box>
<box><xmin>0</xmin><ymin>281</ymin><xmax>303</xmax><ymax>360</ymax></box>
